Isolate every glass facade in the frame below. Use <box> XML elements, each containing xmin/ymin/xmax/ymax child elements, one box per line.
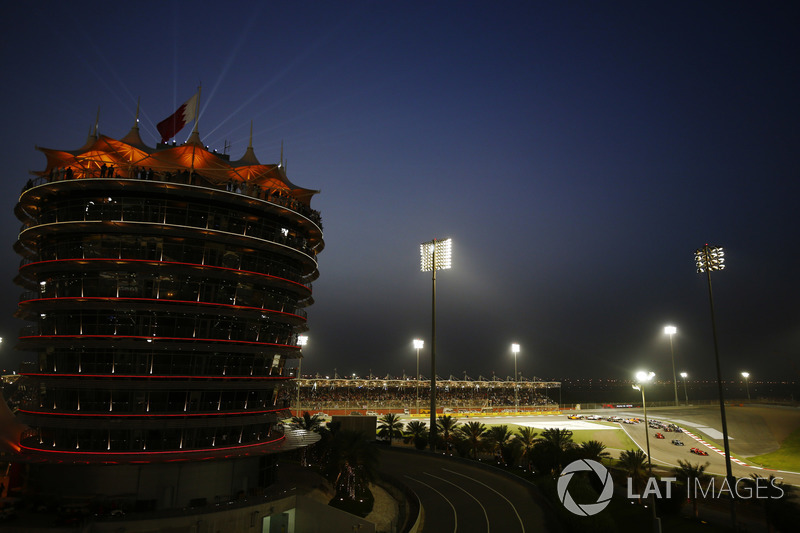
<box><xmin>14</xmin><ymin>135</ymin><xmax>322</xmax><ymax>461</ymax></box>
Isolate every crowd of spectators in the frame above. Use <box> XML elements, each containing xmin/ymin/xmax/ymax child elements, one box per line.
<box><xmin>291</xmin><ymin>379</ymin><xmax>558</xmax><ymax>410</ymax></box>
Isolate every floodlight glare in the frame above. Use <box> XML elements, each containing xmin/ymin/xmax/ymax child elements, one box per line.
<box><xmin>420</xmin><ymin>238</ymin><xmax>452</xmax><ymax>272</ymax></box>
<box><xmin>680</xmin><ymin>372</ymin><xmax>688</xmax><ymax>378</ymax></box>
<box><xmin>297</xmin><ymin>335</ymin><xmax>308</xmax><ymax>346</ymax></box>
<box><xmin>511</xmin><ymin>343</ymin><xmax>520</xmax><ymax>354</ymax></box>
<box><xmin>664</xmin><ymin>325</ymin><xmax>677</xmax><ymax>335</ymax></box>
<box><xmin>413</xmin><ymin>339</ymin><xmax>424</xmax><ymax>350</ymax></box>
<box><xmin>635</xmin><ymin>370</ymin><xmax>655</xmax><ymax>382</ymax></box>
<box><xmin>695</xmin><ymin>245</ymin><xmax>725</xmax><ymax>273</ymax></box>
<box><xmin>741</xmin><ymin>372</ymin><xmax>749</xmax><ymax>378</ymax></box>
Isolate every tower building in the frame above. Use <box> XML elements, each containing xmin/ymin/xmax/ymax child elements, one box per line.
<box><xmin>11</xmin><ymin>116</ymin><xmax>322</xmax><ymax>507</ymax></box>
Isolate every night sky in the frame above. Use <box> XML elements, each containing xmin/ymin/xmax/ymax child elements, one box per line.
<box><xmin>1</xmin><ymin>2</ymin><xmax>798</xmax><ymax>382</ymax></box>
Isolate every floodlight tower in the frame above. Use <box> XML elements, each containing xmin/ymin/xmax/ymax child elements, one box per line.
<box><xmin>296</xmin><ymin>335</ymin><xmax>308</xmax><ymax>416</ymax></box>
<box><xmin>664</xmin><ymin>326</ymin><xmax>678</xmax><ymax>406</ymax></box>
<box><xmin>420</xmin><ymin>238</ymin><xmax>452</xmax><ymax>452</ymax></box>
<box><xmin>413</xmin><ymin>339</ymin><xmax>424</xmax><ymax>414</ymax></box>
<box><xmin>680</xmin><ymin>372</ymin><xmax>689</xmax><ymax>404</ymax></box>
<box><xmin>741</xmin><ymin>372</ymin><xmax>750</xmax><ymax>400</ymax></box>
<box><xmin>695</xmin><ymin>244</ymin><xmax>736</xmax><ymax>529</ymax></box>
<box><xmin>511</xmin><ymin>343</ymin><xmax>520</xmax><ymax>410</ymax></box>
<box><xmin>633</xmin><ymin>371</ymin><xmax>660</xmax><ymax>533</ymax></box>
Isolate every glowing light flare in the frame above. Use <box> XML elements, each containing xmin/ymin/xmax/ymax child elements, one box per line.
<box><xmin>420</xmin><ymin>238</ymin><xmax>452</xmax><ymax>272</ymax></box>
<box><xmin>635</xmin><ymin>370</ymin><xmax>655</xmax><ymax>383</ymax></box>
<box><xmin>741</xmin><ymin>372</ymin><xmax>749</xmax><ymax>378</ymax></box>
<box><xmin>413</xmin><ymin>339</ymin><xmax>424</xmax><ymax>350</ymax></box>
<box><xmin>695</xmin><ymin>245</ymin><xmax>725</xmax><ymax>273</ymax></box>
<box><xmin>664</xmin><ymin>325</ymin><xmax>676</xmax><ymax>335</ymax></box>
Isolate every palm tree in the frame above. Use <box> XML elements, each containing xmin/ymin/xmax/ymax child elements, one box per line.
<box><xmin>291</xmin><ymin>411</ymin><xmax>325</xmax><ymax>465</ymax></box>
<box><xmin>436</xmin><ymin>415</ymin><xmax>460</xmax><ymax>454</ymax></box>
<box><xmin>404</xmin><ymin>420</ymin><xmax>428</xmax><ymax>449</ymax></box>
<box><xmin>331</xmin><ymin>430</ymin><xmax>379</xmax><ymax>503</ymax></box>
<box><xmin>486</xmin><ymin>425</ymin><xmax>514</xmax><ymax>465</ymax></box>
<box><xmin>673</xmin><ymin>460</ymin><xmax>709</xmax><ymax>517</ymax></box>
<box><xmin>514</xmin><ymin>426</ymin><xmax>538</xmax><ymax>470</ymax></box>
<box><xmin>377</xmin><ymin>413</ymin><xmax>404</xmax><ymax>446</ymax></box>
<box><xmin>580</xmin><ymin>440</ymin><xmax>611</xmax><ymax>462</ymax></box>
<box><xmin>292</xmin><ymin>411</ymin><xmax>325</xmax><ymax>432</ymax></box>
<box><xmin>459</xmin><ymin>421</ymin><xmax>487</xmax><ymax>459</ymax></box>
<box><xmin>742</xmin><ymin>473</ymin><xmax>784</xmax><ymax>532</ymax></box>
<box><xmin>538</xmin><ymin>427</ymin><xmax>576</xmax><ymax>473</ymax></box>
<box><xmin>619</xmin><ymin>449</ymin><xmax>649</xmax><ymax>502</ymax></box>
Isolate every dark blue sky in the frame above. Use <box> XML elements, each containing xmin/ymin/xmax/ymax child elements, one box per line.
<box><xmin>1</xmin><ymin>2</ymin><xmax>798</xmax><ymax>381</ymax></box>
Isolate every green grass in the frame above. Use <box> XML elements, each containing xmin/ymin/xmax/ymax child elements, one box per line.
<box><xmin>747</xmin><ymin>427</ymin><xmax>800</xmax><ymax>472</ymax></box>
<box><xmin>482</xmin><ymin>422</ymin><xmax>638</xmax><ymax>453</ymax></box>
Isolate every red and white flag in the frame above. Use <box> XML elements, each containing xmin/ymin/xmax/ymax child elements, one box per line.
<box><xmin>157</xmin><ymin>92</ymin><xmax>199</xmax><ymax>143</ymax></box>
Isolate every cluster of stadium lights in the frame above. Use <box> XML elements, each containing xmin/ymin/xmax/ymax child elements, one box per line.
<box><xmin>420</xmin><ymin>238</ymin><xmax>452</xmax><ymax>272</ymax></box>
<box><xmin>694</xmin><ymin>245</ymin><xmax>725</xmax><ymax>273</ymax></box>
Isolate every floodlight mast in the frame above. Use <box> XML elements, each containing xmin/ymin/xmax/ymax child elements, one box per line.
<box><xmin>296</xmin><ymin>335</ymin><xmax>308</xmax><ymax>417</ymax></box>
<box><xmin>420</xmin><ymin>238</ymin><xmax>452</xmax><ymax>452</ymax></box>
<box><xmin>413</xmin><ymin>339</ymin><xmax>424</xmax><ymax>414</ymax></box>
<box><xmin>664</xmin><ymin>326</ymin><xmax>678</xmax><ymax>406</ymax></box>
<box><xmin>695</xmin><ymin>244</ymin><xmax>736</xmax><ymax>529</ymax></box>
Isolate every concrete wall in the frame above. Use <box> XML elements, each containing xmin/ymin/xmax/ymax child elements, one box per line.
<box><xmin>87</xmin><ymin>495</ymin><xmax>375</xmax><ymax>533</ymax></box>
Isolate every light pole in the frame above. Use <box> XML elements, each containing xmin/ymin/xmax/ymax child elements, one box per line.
<box><xmin>664</xmin><ymin>326</ymin><xmax>678</xmax><ymax>406</ymax></box>
<box><xmin>296</xmin><ymin>335</ymin><xmax>308</xmax><ymax>417</ymax></box>
<box><xmin>695</xmin><ymin>244</ymin><xmax>736</xmax><ymax>529</ymax></box>
<box><xmin>413</xmin><ymin>339</ymin><xmax>424</xmax><ymax>414</ymax></box>
<box><xmin>420</xmin><ymin>237</ymin><xmax>452</xmax><ymax>452</ymax></box>
<box><xmin>633</xmin><ymin>370</ymin><xmax>660</xmax><ymax>533</ymax></box>
<box><xmin>680</xmin><ymin>372</ymin><xmax>689</xmax><ymax>404</ymax></box>
<box><xmin>742</xmin><ymin>372</ymin><xmax>750</xmax><ymax>400</ymax></box>
<box><xmin>511</xmin><ymin>343</ymin><xmax>520</xmax><ymax>411</ymax></box>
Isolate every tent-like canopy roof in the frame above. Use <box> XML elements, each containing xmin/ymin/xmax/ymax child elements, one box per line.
<box><xmin>35</xmin><ymin>126</ymin><xmax>318</xmax><ymax>206</ymax></box>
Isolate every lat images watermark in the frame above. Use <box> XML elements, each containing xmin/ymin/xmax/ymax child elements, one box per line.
<box><xmin>558</xmin><ymin>459</ymin><xmax>785</xmax><ymax>517</ymax></box>
<box><xmin>556</xmin><ymin>459</ymin><xmax>614</xmax><ymax>516</ymax></box>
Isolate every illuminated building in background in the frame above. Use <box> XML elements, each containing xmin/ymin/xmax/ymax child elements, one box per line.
<box><xmin>12</xmin><ymin>116</ymin><xmax>322</xmax><ymax>508</ymax></box>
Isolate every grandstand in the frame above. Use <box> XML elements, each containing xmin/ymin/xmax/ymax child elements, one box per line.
<box><xmin>286</xmin><ymin>373</ymin><xmax>560</xmax><ymax>416</ymax></box>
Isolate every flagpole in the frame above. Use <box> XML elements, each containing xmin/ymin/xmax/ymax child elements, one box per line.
<box><xmin>192</xmin><ymin>85</ymin><xmax>201</xmax><ymax>133</ymax></box>
<box><xmin>190</xmin><ymin>85</ymin><xmax>202</xmax><ymax>178</ymax></box>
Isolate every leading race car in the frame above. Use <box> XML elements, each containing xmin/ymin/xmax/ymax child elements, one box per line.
<box><xmin>655</xmin><ymin>432</ymin><xmax>665</xmax><ymax>439</ymax></box>
<box><xmin>690</xmin><ymin>447</ymin><xmax>709</xmax><ymax>456</ymax></box>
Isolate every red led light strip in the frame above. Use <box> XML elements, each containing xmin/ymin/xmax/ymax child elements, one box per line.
<box><xmin>18</xmin><ymin>408</ymin><xmax>285</xmax><ymax>418</ymax></box>
<box><xmin>20</xmin><ymin>372</ymin><xmax>290</xmax><ymax>380</ymax></box>
<box><xmin>19</xmin><ymin>335</ymin><xmax>299</xmax><ymax>348</ymax></box>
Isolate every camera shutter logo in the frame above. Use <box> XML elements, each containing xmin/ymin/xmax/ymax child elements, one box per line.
<box><xmin>557</xmin><ymin>459</ymin><xmax>614</xmax><ymax>516</ymax></box>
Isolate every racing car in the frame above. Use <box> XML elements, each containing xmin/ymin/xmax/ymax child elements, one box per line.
<box><xmin>654</xmin><ymin>432</ymin><xmax>665</xmax><ymax>439</ymax></box>
<box><xmin>690</xmin><ymin>447</ymin><xmax>709</xmax><ymax>456</ymax></box>
<box><xmin>671</xmin><ymin>439</ymin><xmax>684</xmax><ymax>446</ymax></box>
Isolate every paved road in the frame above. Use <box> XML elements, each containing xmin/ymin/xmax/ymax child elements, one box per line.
<box><xmin>378</xmin><ymin>448</ymin><xmax>553</xmax><ymax>533</ymax></box>
<box><xmin>614</xmin><ymin>408</ymin><xmax>800</xmax><ymax>487</ymax></box>
<box><xmin>395</xmin><ymin>407</ymin><xmax>800</xmax><ymax>488</ymax></box>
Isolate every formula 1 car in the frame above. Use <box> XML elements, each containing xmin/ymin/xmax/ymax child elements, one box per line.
<box><xmin>690</xmin><ymin>447</ymin><xmax>709</xmax><ymax>456</ymax></box>
<box><xmin>654</xmin><ymin>432</ymin><xmax>665</xmax><ymax>439</ymax></box>
<box><xmin>671</xmin><ymin>439</ymin><xmax>684</xmax><ymax>446</ymax></box>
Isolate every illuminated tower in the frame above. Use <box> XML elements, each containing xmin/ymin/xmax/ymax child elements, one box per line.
<box><xmin>12</xmin><ymin>118</ymin><xmax>322</xmax><ymax>506</ymax></box>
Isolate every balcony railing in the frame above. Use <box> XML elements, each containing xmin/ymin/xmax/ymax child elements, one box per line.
<box><xmin>18</xmin><ymin>197</ymin><xmax>319</xmax><ymax>261</ymax></box>
<box><xmin>23</xmin><ymin>171</ymin><xmax>322</xmax><ymax>231</ymax></box>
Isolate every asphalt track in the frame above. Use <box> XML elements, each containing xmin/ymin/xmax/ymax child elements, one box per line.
<box><xmin>610</xmin><ymin>406</ymin><xmax>800</xmax><ymax>487</ymax></box>
<box><xmin>399</xmin><ymin>405</ymin><xmax>800</xmax><ymax>487</ymax></box>
<box><xmin>378</xmin><ymin>448</ymin><xmax>552</xmax><ymax>533</ymax></box>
